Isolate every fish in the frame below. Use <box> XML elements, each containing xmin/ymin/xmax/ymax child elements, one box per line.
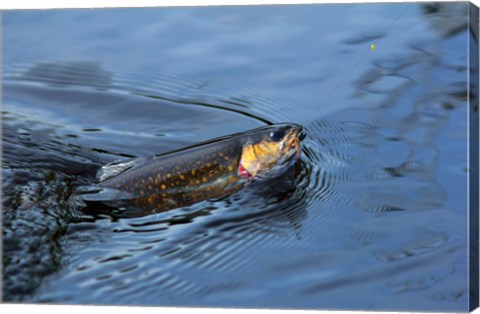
<box><xmin>78</xmin><ymin>123</ymin><xmax>304</xmax><ymax>217</ymax></box>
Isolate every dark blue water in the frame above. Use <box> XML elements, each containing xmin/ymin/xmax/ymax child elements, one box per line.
<box><xmin>2</xmin><ymin>2</ymin><xmax>474</xmax><ymax>311</ymax></box>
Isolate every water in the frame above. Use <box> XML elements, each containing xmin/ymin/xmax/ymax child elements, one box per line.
<box><xmin>1</xmin><ymin>2</ymin><xmax>475</xmax><ymax>311</ymax></box>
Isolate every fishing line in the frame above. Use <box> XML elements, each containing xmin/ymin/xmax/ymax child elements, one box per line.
<box><xmin>313</xmin><ymin>3</ymin><xmax>411</xmax><ymax>117</ymax></box>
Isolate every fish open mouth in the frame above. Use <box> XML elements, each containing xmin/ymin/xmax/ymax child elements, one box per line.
<box><xmin>282</xmin><ymin>140</ymin><xmax>301</xmax><ymax>165</ymax></box>
<box><xmin>285</xmin><ymin>127</ymin><xmax>303</xmax><ymax>158</ymax></box>
<box><xmin>269</xmin><ymin>131</ymin><xmax>302</xmax><ymax>175</ymax></box>
<box><xmin>288</xmin><ymin>136</ymin><xmax>301</xmax><ymax>158</ymax></box>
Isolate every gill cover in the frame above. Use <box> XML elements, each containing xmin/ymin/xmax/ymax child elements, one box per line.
<box><xmin>239</xmin><ymin>123</ymin><xmax>303</xmax><ymax>179</ymax></box>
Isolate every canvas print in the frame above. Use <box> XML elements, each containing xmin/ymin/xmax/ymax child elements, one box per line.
<box><xmin>1</xmin><ymin>1</ymin><xmax>479</xmax><ymax>312</ymax></box>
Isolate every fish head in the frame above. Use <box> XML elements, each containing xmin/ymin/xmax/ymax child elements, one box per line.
<box><xmin>239</xmin><ymin>123</ymin><xmax>304</xmax><ymax>180</ymax></box>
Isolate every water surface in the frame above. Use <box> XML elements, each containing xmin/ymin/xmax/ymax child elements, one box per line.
<box><xmin>2</xmin><ymin>2</ymin><xmax>474</xmax><ymax>311</ymax></box>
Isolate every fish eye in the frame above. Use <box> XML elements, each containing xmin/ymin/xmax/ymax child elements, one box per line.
<box><xmin>270</xmin><ymin>130</ymin><xmax>285</xmax><ymax>142</ymax></box>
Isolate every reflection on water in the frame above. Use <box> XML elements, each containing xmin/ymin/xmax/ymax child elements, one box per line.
<box><xmin>2</xmin><ymin>2</ymin><xmax>474</xmax><ymax>311</ymax></box>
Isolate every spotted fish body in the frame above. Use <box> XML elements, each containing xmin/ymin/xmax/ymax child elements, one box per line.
<box><xmin>81</xmin><ymin>123</ymin><xmax>303</xmax><ymax>216</ymax></box>
<box><xmin>99</xmin><ymin>134</ymin><xmax>247</xmax><ymax>209</ymax></box>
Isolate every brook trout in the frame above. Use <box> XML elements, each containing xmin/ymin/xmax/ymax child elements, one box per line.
<box><xmin>79</xmin><ymin>123</ymin><xmax>304</xmax><ymax>216</ymax></box>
